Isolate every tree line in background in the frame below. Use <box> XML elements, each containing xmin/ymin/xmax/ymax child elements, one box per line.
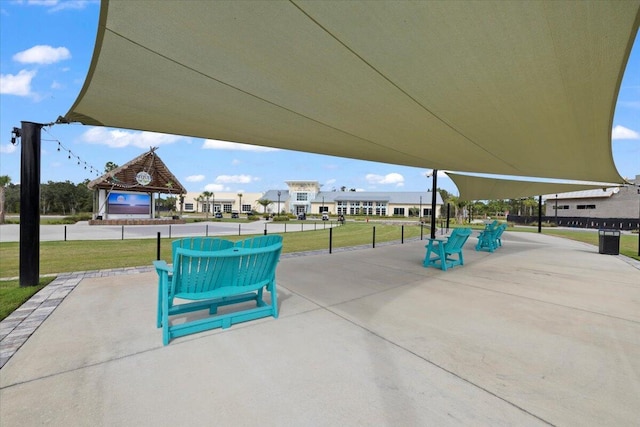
<box><xmin>0</xmin><ymin>174</ymin><xmax>541</xmax><ymax>225</ymax></box>
<box><xmin>0</xmin><ymin>178</ymin><xmax>94</xmax><ymax>221</ymax></box>
<box><xmin>437</xmin><ymin>188</ymin><xmax>540</xmax><ymax>222</ymax></box>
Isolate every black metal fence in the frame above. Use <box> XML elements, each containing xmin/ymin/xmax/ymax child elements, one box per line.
<box><xmin>507</xmin><ymin>215</ymin><xmax>639</xmax><ymax>231</ymax></box>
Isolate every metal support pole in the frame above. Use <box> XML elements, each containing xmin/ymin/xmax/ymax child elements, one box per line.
<box><xmin>420</xmin><ymin>223</ymin><xmax>423</xmax><ymax>240</ymax></box>
<box><xmin>446</xmin><ymin>203</ymin><xmax>450</xmax><ymax>231</ymax></box>
<box><xmin>538</xmin><ymin>195</ymin><xmax>542</xmax><ymax>233</ymax></box>
<box><xmin>19</xmin><ymin>122</ymin><xmax>42</xmax><ymax>287</ymax></box>
<box><xmin>430</xmin><ymin>170</ymin><xmax>438</xmax><ymax>239</ymax></box>
<box><xmin>401</xmin><ymin>225</ymin><xmax>404</xmax><ymax>244</ymax></box>
<box><xmin>373</xmin><ymin>226</ymin><xmax>376</xmax><ymax>248</ymax></box>
<box><xmin>121</xmin><ymin>225</ymin><xmax>124</xmax><ymax>240</ymax></box>
<box><xmin>157</xmin><ymin>232</ymin><xmax>161</xmax><ymax>260</ymax></box>
<box><xmin>206</xmin><ymin>224</ymin><xmax>209</xmax><ymax>236</ymax></box>
<box><xmin>329</xmin><ymin>227</ymin><xmax>333</xmax><ymax>254</ymax></box>
<box><xmin>169</xmin><ymin>224</ymin><xmax>172</xmax><ymax>239</ymax></box>
<box><xmin>238</xmin><ymin>224</ymin><xmax>241</xmax><ymax>236</ymax></box>
<box><xmin>64</xmin><ymin>226</ymin><xmax>67</xmax><ymax>242</ymax></box>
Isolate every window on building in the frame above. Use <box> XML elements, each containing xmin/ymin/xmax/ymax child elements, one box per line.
<box><xmin>184</xmin><ymin>203</ymin><xmax>194</xmax><ymax>211</ymax></box>
<box><xmin>393</xmin><ymin>207</ymin><xmax>405</xmax><ymax>216</ymax></box>
<box><xmin>242</xmin><ymin>204</ymin><xmax>251</xmax><ymax>213</ymax></box>
<box><xmin>223</xmin><ymin>203</ymin><xmax>232</xmax><ymax>213</ymax></box>
<box><xmin>576</xmin><ymin>204</ymin><xmax>596</xmax><ymax>210</ymax></box>
<box><xmin>296</xmin><ymin>193</ymin><xmax>308</xmax><ymax>201</ymax></box>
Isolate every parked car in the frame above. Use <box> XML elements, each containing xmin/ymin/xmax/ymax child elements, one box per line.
<box><xmin>322</xmin><ymin>213</ymin><xmax>329</xmax><ymax>221</ymax></box>
<box><xmin>231</xmin><ymin>211</ymin><xmax>239</xmax><ymax>219</ymax></box>
<box><xmin>214</xmin><ymin>212</ymin><xmax>223</xmax><ymax>219</ymax></box>
<box><xmin>297</xmin><ymin>212</ymin><xmax>306</xmax><ymax>220</ymax></box>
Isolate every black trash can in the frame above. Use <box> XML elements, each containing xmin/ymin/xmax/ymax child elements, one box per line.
<box><xmin>598</xmin><ymin>229</ymin><xmax>620</xmax><ymax>255</ymax></box>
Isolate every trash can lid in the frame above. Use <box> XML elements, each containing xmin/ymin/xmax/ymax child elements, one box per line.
<box><xmin>598</xmin><ymin>229</ymin><xmax>620</xmax><ymax>235</ymax></box>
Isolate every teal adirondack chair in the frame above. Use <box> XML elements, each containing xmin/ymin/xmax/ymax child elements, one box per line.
<box><xmin>476</xmin><ymin>222</ymin><xmax>506</xmax><ymax>252</ymax></box>
<box><xmin>494</xmin><ymin>223</ymin><xmax>507</xmax><ymax>247</ymax></box>
<box><xmin>423</xmin><ymin>227</ymin><xmax>472</xmax><ymax>271</ymax></box>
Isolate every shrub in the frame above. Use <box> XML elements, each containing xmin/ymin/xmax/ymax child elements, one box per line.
<box><xmin>272</xmin><ymin>215</ymin><xmax>290</xmax><ymax>222</ymax></box>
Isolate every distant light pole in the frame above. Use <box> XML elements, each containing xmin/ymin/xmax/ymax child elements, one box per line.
<box><xmin>277</xmin><ymin>191</ymin><xmax>281</xmax><ymax>217</ymax></box>
<box><xmin>555</xmin><ymin>194</ymin><xmax>558</xmax><ymax>225</ymax></box>
<box><xmin>428</xmin><ymin>170</ymin><xmax>437</xmax><ymax>239</ymax></box>
<box><xmin>419</xmin><ymin>196</ymin><xmax>422</xmax><ymax>222</ymax></box>
<box><xmin>322</xmin><ymin>196</ymin><xmax>325</xmax><ymax>214</ymax></box>
<box><xmin>212</xmin><ymin>193</ymin><xmax>215</xmax><ymax>214</ymax></box>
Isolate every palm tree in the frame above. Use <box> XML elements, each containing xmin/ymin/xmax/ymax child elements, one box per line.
<box><xmin>200</xmin><ymin>191</ymin><xmax>213</xmax><ymax>218</ymax></box>
<box><xmin>0</xmin><ymin>175</ymin><xmax>11</xmax><ymax>224</ymax></box>
<box><xmin>237</xmin><ymin>193</ymin><xmax>243</xmax><ymax>214</ymax></box>
<box><xmin>257</xmin><ymin>198</ymin><xmax>272</xmax><ymax>214</ymax></box>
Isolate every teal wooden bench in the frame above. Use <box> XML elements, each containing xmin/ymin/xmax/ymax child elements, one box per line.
<box><xmin>423</xmin><ymin>227</ymin><xmax>472</xmax><ymax>271</ymax></box>
<box><xmin>156</xmin><ymin>237</ymin><xmax>236</xmax><ymax>328</ymax></box>
<box><xmin>475</xmin><ymin>222</ymin><xmax>507</xmax><ymax>252</ymax></box>
<box><xmin>153</xmin><ymin>235</ymin><xmax>283</xmax><ymax>345</ymax></box>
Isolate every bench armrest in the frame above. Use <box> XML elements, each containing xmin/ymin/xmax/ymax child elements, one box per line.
<box><xmin>153</xmin><ymin>260</ymin><xmax>172</xmax><ymax>274</ymax></box>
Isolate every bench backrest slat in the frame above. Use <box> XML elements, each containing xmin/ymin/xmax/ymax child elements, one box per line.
<box><xmin>172</xmin><ymin>235</ymin><xmax>283</xmax><ymax>298</ymax></box>
<box><xmin>444</xmin><ymin>228</ymin><xmax>472</xmax><ymax>254</ymax></box>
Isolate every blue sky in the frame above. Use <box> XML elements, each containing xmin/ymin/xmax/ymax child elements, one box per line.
<box><xmin>1</xmin><ymin>1</ymin><xmax>638</xmax><ymax>196</ymax></box>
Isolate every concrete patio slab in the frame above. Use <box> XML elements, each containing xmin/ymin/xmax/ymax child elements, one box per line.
<box><xmin>1</xmin><ymin>232</ymin><xmax>638</xmax><ymax>426</ymax></box>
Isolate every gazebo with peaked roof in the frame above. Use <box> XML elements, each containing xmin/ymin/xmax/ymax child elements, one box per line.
<box><xmin>87</xmin><ymin>147</ymin><xmax>186</xmax><ymax>225</ymax></box>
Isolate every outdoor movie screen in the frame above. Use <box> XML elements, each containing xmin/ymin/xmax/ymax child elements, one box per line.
<box><xmin>107</xmin><ymin>192</ymin><xmax>151</xmax><ymax>215</ymax></box>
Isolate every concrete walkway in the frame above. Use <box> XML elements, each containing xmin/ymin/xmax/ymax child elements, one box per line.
<box><xmin>1</xmin><ymin>232</ymin><xmax>639</xmax><ymax>426</ymax></box>
<box><xmin>0</xmin><ymin>219</ymin><xmax>338</xmax><ymax>242</ymax></box>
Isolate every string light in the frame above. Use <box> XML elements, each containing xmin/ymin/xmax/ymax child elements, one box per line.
<box><xmin>42</xmin><ymin>127</ymin><xmax>102</xmax><ymax>181</ymax></box>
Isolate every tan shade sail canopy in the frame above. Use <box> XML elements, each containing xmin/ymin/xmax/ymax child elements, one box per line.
<box><xmin>446</xmin><ymin>172</ymin><xmax>615</xmax><ymax>202</ymax></box>
<box><xmin>64</xmin><ymin>1</ymin><xmax>639</xmax><ymax>184</ymax></box>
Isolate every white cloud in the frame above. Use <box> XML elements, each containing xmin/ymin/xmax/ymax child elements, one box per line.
<box><xmin>324</xmin><ymin>178</ymin><xmax>336</xmax><ymax>185</ymax></box>
<box><xmin>24</xmin><ymin>1</ymin><xmax>95</xmax><ymax>12</ymax></box>
<box><xmin>365</xmin><ymin>173</ymin><xmax>405</xmax><ymax>186</ymax></box>
<box><xmin>185</xmin><ymin>175</ymin><xmax>205</xmax><ymax>182</ymax></box>
<box><xmin>612</xmin><ymin>125</ymin><xmax>639</xmax><ymax>140</ymax></box>
<box><xmin>214</xmin><ymin>174</ymin><xmax>256</xmax><ymax>184</ymax></box>
<box><xmin>231</xmin><ymin>159</ymin><xmax>241</xmax><ymax>165</ymax></box>
<box><xmin>203</xmin><ymin>183</ymin><xmax>228</xmax><ymax>192</ymax></box>
<box><xmin>202</xmin><ymin>139</ymin><xmax>279</xmax><ymax>152</ymax></box>
<box><xmin>13</xmin><ymin>45</ymin><xmax>71</xmax><ymax>64</ymax></box>
<box><xmin>0</xmin><ymin>69</ymin><xmax>36</xmax><ymax>96</ymax></box>
<box><xmin>0</xmin><ymin>143</ymin><xmax>18</xmax><ymax>154</ymax></box>
<box><xmin>51</xmin><ymin>80</ymin><xmax>62</xmax><ymax>89</ymax></box>
<box><xmin>81</xmin><ymin>127</ymin><xmax>186</xmax><ymax>148</ymax></box>
<box><xmin>28</xmin><ymin>1</ymin><xmax>59</xmax><ymax>6</ymax></box>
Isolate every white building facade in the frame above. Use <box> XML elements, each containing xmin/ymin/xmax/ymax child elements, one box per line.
<box><xmin>178</xmin><ymin>180</ymin><xmax>443</xmax><ymax>218</ymax></box>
